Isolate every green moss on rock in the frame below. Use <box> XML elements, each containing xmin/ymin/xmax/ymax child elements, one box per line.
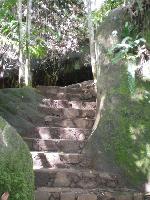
<box><xmin>109</xmin><ymin>74</ymin><xmax>150</xmax><ymax>185</ymax></box>
<box><xmin>86</xmin><ymin>6</ymin><xmax>150</xmax><ymax>188</ymax></box>
<box><xmin>0</xmin><ymin>116</ymin><xmax>34</xmax><ymax>200</ymax></box>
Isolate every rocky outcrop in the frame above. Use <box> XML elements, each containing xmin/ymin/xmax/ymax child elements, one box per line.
<box><xmin>85</xmin><ymin>3</ymin><xmax>150</xmax><ymax>194</ymax></box>
<box><xmin>0</xmin><ymin>116</ymin><xmax>34</xmax><ymax>200</ymax></box>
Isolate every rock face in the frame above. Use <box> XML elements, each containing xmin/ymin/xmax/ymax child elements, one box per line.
<box><xmin>85</xmin><ymin>4</ymin><xmax>150</xmax><ymax>191</ymax></box>
<box><xmin>0</xmin><ymin>116</ymin><xmax>34</xmax><ymax>200</ymax></box>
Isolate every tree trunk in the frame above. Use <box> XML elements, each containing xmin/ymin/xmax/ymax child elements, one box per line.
<box><xmin>84</xmin><ymin>0</ymin><xmax>106</xmax><ymax>82</ymax></box>
<box><xmin>18</xmin><ymin>0</ymin><xmax>24</xmax><ymax>86</ymax></box>
<box><xmin>25</xmin><ymin>0</ymin><xmax>32</xmax><ymax>86</ymax></box>
<box><xmin>87</xmin><ymin>0</ymin><xmax>96</xmax><ymax>81</ymax></box>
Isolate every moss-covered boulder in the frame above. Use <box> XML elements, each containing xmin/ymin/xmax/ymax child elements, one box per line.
<box><xmin>85</xmin><ymin>5</ymin><xmax>150</xmax><ymax>190</ymax></box>
<box><xmin>0</xmin><ymin>116</ymin><xmax>34</xmax><ymax>200</ymax></box>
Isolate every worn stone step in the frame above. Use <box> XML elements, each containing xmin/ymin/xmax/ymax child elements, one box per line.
<box><xmin>24</xmin><ymin>138</ymin><xmax>85</xmax><ymax>153</ymax></box>
<box><xmin>41</xmin><ymin>99</ymin><xmax>96</xmax><ymax>110</ymax></box>
<box><xmin>37</xmin><ymin>84</ymin><xmax>96</xmax><ymax>98</ymax></box>
<box><xmin>28</xmin><ymin>127</ymin><xmax>92</xmax><ymax>140</ymax></box>
<box><xmin>38</xmin><ymin>90</ymin><xmax>96</xmax><ymax>101</ymax></box>
<box><xmin>44</xmin><ymin>116</ymin><xmax>95</xmax><ymax>129</ymax></box>
<box><xmin>34</xmin><ymin>168</ymin><xmax>122</xmax><ymax>189</ymax></box>
<box><xmin>67</xmin><ymin>80</ymin><xmax>95</xmax><ymax>89</ymax></box>
<box><xmin>35</xmin><ymin>187</ymin><xmax>143</xmax><ymax>200</ymax></box>
<box><xmin>31</xmin><ymin>152</ymin><xmax>92</xmax><ymax>169</ymax></box>
<box><xmin>38</xmin><ymin>105</ymin><xmax>96</xmax><ymax>119</ymax></box>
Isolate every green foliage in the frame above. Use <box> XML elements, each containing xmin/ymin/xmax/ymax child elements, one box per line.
<box><xmin>29</xmin><ymin>44</ymin><xmax>47</xmax><ymax>58</ymax></box>
<box><xmin>0</xmin><ymin>117</ymin><xmax>34</xmax><ymax>200</ymax></box>
<box><xmin>91</xmin><ymin>0</ymin><xmax>124</xmax><ymax>24</ymax></box>
<box><xmin>108</xmin><ymin>35</ymin><xmax>146</xmax><ymax>64</ymax></box>
<box><xmin>0</xmin><ymin>0</ymin><xmax>89</xmax><ymax>86</ymax></box>
<box><xmin>108</xmin><ymin>20</ymin><xmax>146</xmax><ymax>64</ymax></box>
<box><xmin>108</xmin><ymin>8</ymin><xmax>150</xmax><ymax>92</ymax></box>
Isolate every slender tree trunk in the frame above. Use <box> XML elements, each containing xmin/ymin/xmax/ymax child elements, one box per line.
<box><xmin>84</xmin><ymin>0</ymin><xmax>106</xmax><ymax>82</ymax></box>
<box><xmin>84</xmin><ymin>0</ymin><xmax>103</xmax><ymax>82</ymax></box>
<box><xmin>85</xmin><ymin>0</ymin><xmax>97</xmax><ymax>81</ymax></box>
<box><xmin>25</xmin><ymin>0</ymin><xmax>32</xmax><ymax>86</ymax></box>
<box><xmin>18</xmin><ymin>0</ymin><xmax>24</xmax><ymax>86</ymax></box>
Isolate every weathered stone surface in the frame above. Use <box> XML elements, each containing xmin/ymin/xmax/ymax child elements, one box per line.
<box><xmin>35</xmin><ymin>190</ymin><xmax>49</xmax><ymax>200</ymax></box>
<box><xmin>38</xmin><ymin>106</ymin><xmax>96</xmax><ymax>119</ymax></box>
<box><xmin>61</xmin><ymin>192</ymin><xmax>76</xmax><ymax>200</ymax></box>
<box><xmin>44</xmin><ymin>116</ymin><xmax>95</xmax><ymax>129</ymax></box>
<box><xmin>35</xmin><ymin>187</ymin><xmax>143</xmax><ymax>200</ymax></box>
<box><xmin>32</xmin><ymin>127</ymin><xmax>91</xmax><ymax>140</ymax></box>
<box><xmin>116</xmin><ymin>193</ymin><xmax>133</xmax><ymax>200</ymax></box>
<box><xmin>77</xmin><ymin>193</ymin><xmax>97</xmax><ymax>200</ymax></box>
<box><xmin>133</xmin><ymin>193</ymin><xmax>144</xmax><ymax>200</ymax></box>
<box><xmin>24</xmin><ymin>138</ymin><xmax>85</xmax><ymax>153</ymax></box>
<box><xmin>37</xmin><ymin>83</ymin><xmax>96</xmax><ymax>95</ymax></box>
<box><xmin>32</xmin><ymin>152</ymin><xmax>92</xmax><ymax>169</ymax></box>
<box><xmin>41</xmin><ymin>99</ymin><xmax>96</xmax><ymax>110</ymax></box>
<box><xmin>38</xmin><ymin>90</ymin><xmax>96</xmax><ymax>101</ymax></box>
<box><xmin>67</xmin><ymin>80</ymin><xmax>95</xmax><ymax>89</ymax></box>
<box><xmin>37</xmin><ymin>83</ymin><xmax>96</xmax><ymax>101</ymax></box>
<box><xmin>34</xmin><ymin>168</ymin><xmax>120</xmax><ymax>189</ymax></box>
<box><xmin>49</xmin><ymin>193</ymin><xmax>60</xmax><ymax>200</ymax></box>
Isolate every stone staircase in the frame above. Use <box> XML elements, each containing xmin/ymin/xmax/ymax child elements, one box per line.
<box><xmin>23</xmin><ymin>81</ymin><xmax>143</xmax><ymax>200</ymax></box>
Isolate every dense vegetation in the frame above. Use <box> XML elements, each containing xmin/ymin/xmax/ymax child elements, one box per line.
<box><xmin>0</xmin><ymin>0</ymin><xmax>91</xmax><ymax>87</ymax></box>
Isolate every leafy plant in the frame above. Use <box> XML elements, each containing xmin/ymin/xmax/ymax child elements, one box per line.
<box><xmin>108</xmin><ymin>34</ymin><xmax>146</xmax><ymax>64</ymax></box>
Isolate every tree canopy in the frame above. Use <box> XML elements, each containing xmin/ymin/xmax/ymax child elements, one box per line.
<box><xmin>0</xmin><ymin>0</ymin><xmax>88</xmax><ymax>87</ymax></box>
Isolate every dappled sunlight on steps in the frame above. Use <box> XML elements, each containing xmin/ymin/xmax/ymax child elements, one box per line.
<box><xmin>24</xmin><ymin>138</ymin><xmax>85</xmax><ymax>153</ymax></box>
<box><xmin>31</xmin><ymin>152</ymin><xmax>92</xmax><ymax>170</ymax></box>
<box><xmin>30</xmin><ymin>127</ymin><xmax>92</xmax><ymax>141</ymax></box>
<box><xmin>21</xmin><ymin>81</ymin><xmax>144</xmax><ymax>200</ymax></box>
<box><xmin>35</xmin><ymin>187</ymin><xmax>143</xmax><ymax>200</ymax></box>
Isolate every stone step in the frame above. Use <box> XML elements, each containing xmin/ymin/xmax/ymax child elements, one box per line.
<box><xmin>28</xmin><ymin>127</ymin><xmax>92</xmax><ymax>141</ymax></box>
<box><xmin>38</xmin><ymin>90</ymin><xmax>96</xmax><ymax>101</ymax></box>
<box><xmin>31</xmin><ymin>152</ymin><xmax>92</xmax><ymax>169</ymax></box>
<box><xmin>37</xmin><ymin>84</ymin><xmax>96</xmax><ymax>97</ymax></box>
<box><xmin>67</xmin><ymin>80</ymin><xmax>95</xmax><ymax>89</ymax></box>
<box><xmin>44</xmin><ymin>116</ymin><xmax>95</xmax><ymax>129</ymax></box>
<box><xmin>24</xmin><ymin>138</ymin><xmax>85</xmax><ymax>153</ymax></box>
<box><xmin>41</xmin><ymin>99</ymin><xmax>96</xmax><ymax>110</ymax></box>
<box><xmin>38</xmin><ymin>105</ymin><xmax>96</xmax><ymax>119</ymax></box>
<box><xmin>34</xmin><ymin>168</ymin><xmax>121</xmax><ymax>189</ymax></box>
<box><xmin>35</xmin><ymin>187</ymin><xmax>143</xmax><ymax>200</ymax></box>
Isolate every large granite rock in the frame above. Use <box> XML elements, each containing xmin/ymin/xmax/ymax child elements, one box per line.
<box><xmin>0</xmin><ymin>116</ymin><xmax>34</xmax><ymax>200</ymax></box>
<box><xmin>85</xmin><ymin>5</ymin><xmax>150</xmax><ymax>191</ymax></box>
